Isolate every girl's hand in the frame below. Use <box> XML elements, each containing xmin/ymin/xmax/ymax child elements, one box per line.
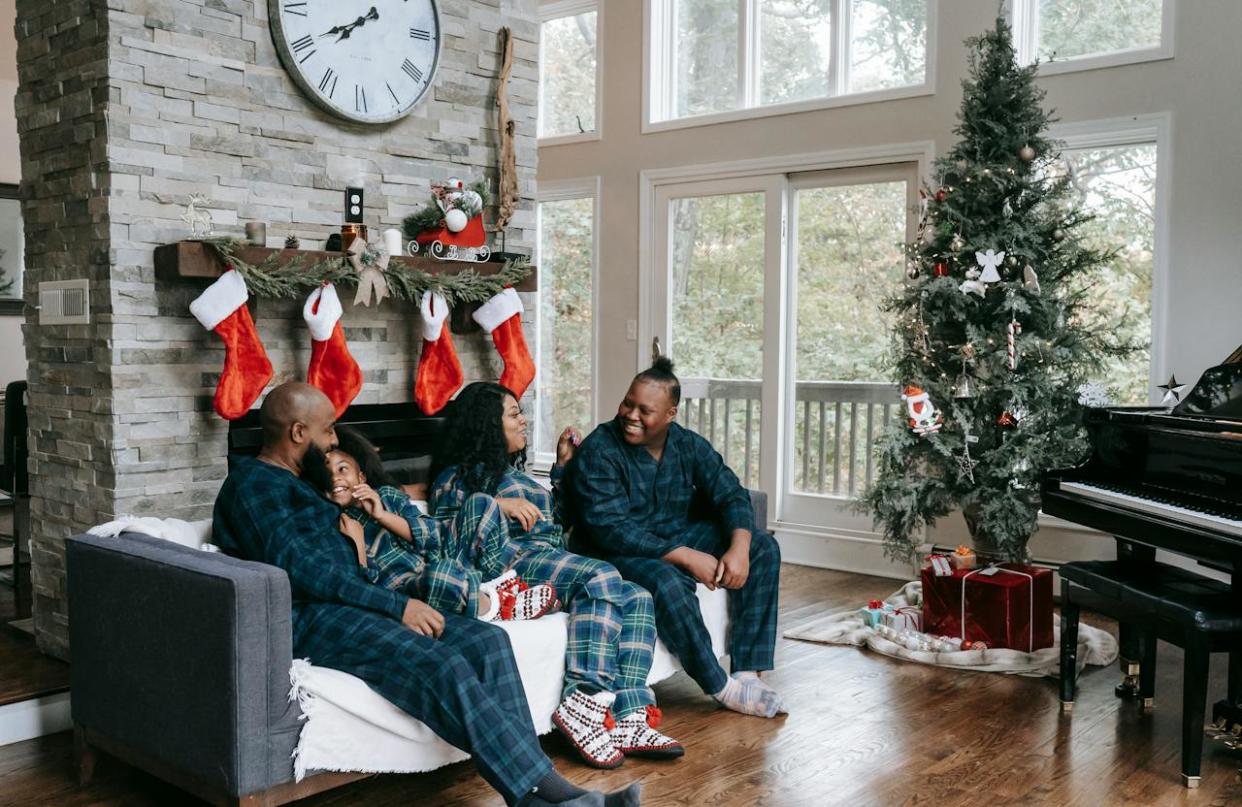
<box><xmin>496</xmin><ymin>497</ymin><xmax>543</xmax><ymax>532</ymax></box>
<box><xmin>351</xmin><ymin>484</ymin><xmax>383</xmax><ymax>516</ymax></box>
<box><xmin>339</xmin><ymin>514</ymin><xmax>367</xmax><ymax>565</ymax></box>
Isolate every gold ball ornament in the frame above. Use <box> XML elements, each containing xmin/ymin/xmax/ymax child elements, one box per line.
<box><xmin>907</xmin><ymin>262</ymin><xmax>921</xmax><ymax>280</ymax></box>
<box><xmin>1019</xmin><ymin>144</ymin><xmax>1036</xmax><ymax>162</ymax></box>
<box><xmin>1052</xmin><ymin>228</ymin><xmax>1066</xmax><ymax>241</ymax></box>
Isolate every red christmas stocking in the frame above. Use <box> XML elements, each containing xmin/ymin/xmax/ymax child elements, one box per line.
<box><xmin>304</xmin><ymin>282</ymin><xmax>363</xmax><ymax>418</ymax></box>
<box><xmin>473</xmin><ymin>287</ymin><xmax>535</xmax><ymax>399</ymax></box>
<box><xmin>189</xmin><ymin>269</ymin><xmax>273</xmax><ymax>420</ymax></box>
<box><xmin>415</xmin><ymin>291</ymin><xmax>464</xmax><ymax>414</ymax></box>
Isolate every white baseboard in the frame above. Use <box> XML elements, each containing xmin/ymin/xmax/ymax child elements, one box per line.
<box><xmin>774</xmin><ymin>524</ymin><xmax>915</xmax><ymax>581</ymax></box>
<box><xmin>0</xmin><ymin>691</ymin><xmax>72</xmax><ymax>747</ymax></box>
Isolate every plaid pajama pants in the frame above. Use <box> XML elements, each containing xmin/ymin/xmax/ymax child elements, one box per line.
<box><xmin>604</xmin><ymin>521</ymin><xmax>781</xmax><ymax>696</ymax></box>
<box><xmin>411</xmin><ymin>493</ymin><xmax>523</xmax><ymax>619</ymax></box>
<box><xmin>512</xmin><ymin>547</ymin><xmax>657</xmax><ymax>718</ymax></box>
<box><xmin>293</xmin><ymin>605</ymin><xmax>550</xmax><ymax>805</ymax></box>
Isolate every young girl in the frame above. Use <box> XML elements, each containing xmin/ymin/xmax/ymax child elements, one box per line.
<box><xmin>429</xmin><ymin>383</ymin><xmax>684</xmax><ymax>769</ymax></box>
<box><xmin>326</xmin><ymin>425</ymin><xmax>558</xmax><ymax>623</ymax></box>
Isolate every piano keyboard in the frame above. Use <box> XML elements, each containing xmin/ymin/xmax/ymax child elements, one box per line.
<box><xmin>1059</xmin><ymin>481</ymin><xmax>1242</xmax><ymax>538</ymax></box>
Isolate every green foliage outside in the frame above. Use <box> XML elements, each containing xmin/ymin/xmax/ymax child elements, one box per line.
<box><xmin>860</xmin><ymin>17</ymin><xmax>1136</xmax><ymax>562</ymax></box>
<box><xmin>540</xmin><ymin>12</ymin><xmax>597</xmax><ymax>137</ymax></box>
<box><xmin>1036</xmin><ymin>0</ymin><xmax>1162</xmax><ymax>62</ymax></box>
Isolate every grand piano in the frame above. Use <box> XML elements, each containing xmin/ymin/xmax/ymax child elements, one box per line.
<box><xmin>1042</xmin><ymin>345</ymin><xmax>1242</xmax><ymax>722</ymax></box>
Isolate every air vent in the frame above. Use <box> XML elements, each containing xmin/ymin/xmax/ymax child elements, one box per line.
<box><xmin>39</xmin><ymin>279</ymin><xmax>90</xmax><ymax>325</ymax></box>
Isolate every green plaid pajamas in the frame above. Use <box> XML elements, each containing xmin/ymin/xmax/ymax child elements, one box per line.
<box><xmin>432</xmin><ymin>466</ymin><xmax>658</xmax><ymax>718</ymax></box>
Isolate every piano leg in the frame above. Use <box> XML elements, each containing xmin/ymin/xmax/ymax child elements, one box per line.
<box><xmin>1138</xmin><ymin>627</ymin><xmax>1156</xmax><ymax>710</ymax></box>
<box><xmin>1059</xmin><ymin>585</ymin><xmax>1080</xmax><ymax>711</ymax></box>
<box><xmin>1114</xmin><ymin>538</ymin><xmax>1156</xmax><ymax>700</ymax></box>
<box><xmin>1181</xmin><ymin>636</ymin><xmax>1209</xmax><ymax>788</ymax></box>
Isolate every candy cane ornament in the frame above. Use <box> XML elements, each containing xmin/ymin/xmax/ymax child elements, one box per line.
<box><xmin>1007</xmin><ymin>319</ymin><xmax>1022</xmax><ymax>370</ymax></box>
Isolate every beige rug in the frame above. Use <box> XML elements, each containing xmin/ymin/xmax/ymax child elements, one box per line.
<box><xmin>785</xmin><ymin>580</ymin><xmax>1118</xmax><ymax>678</ymax></box>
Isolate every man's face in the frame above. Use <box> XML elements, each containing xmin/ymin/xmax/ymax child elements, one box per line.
<box><xmin>293</xmin><ymin>396</ymin><xmax>338</xmax><ymax>480</ymax></box>
<box><xmin>617</xmin><ymin>380</ymin><xmax>677</xmax><ymax>447</ymax></box>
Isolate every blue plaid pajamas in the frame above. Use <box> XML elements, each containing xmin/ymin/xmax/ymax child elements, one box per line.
<box><xmin>432</xmin><ymin>466</ymin><xmax>658</xmax><ymax>718</ymax></box>
<box><xmin>213</xmin><ymin>458</ymin><xmax>552</xmax><ymax>805</ymax></box>
<box><xmin>567</xmin><ymin>420</ymin><xmax>781</xmax><ymax>695</ymax></box>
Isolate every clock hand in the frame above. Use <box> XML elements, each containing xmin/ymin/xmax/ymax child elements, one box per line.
<box><xmin>321</xmin><ymin>7</ymin><xmax>379</xmax><ymax>41</ymax></box>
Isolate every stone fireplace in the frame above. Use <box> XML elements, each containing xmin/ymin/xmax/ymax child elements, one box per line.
<box><xmin>15</xmin><ymin>0</ymin><xmax>539</xmax><ymax>659</ymax></box>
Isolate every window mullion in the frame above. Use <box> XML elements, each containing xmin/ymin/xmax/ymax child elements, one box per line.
<box><xmin>738</xmin><ymin>0</ymin><xmax>753</xmax><ymax>109</ymax></box>
<box><xmin>830</xmin><ymin>0</ymin><xmax>849</xmax><ymax>97</ymax></box>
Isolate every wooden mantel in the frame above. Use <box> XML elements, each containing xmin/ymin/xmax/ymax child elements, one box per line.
<box><xmin>153</xmin><ymin>241</ymin><xmax>537</xmax><ymax>292</ymax></box>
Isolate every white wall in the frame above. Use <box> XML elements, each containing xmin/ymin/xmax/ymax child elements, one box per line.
<box><xmin>0</xmin><ymin>0</ymin><xmax>25</xmax><ymax>388</ymax></box>
<box><xmin>538</xmin><ymin>0</ymin><xmax>1242</xmax><ymax>575</ymax></box>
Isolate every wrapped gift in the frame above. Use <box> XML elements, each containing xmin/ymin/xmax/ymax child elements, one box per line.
<box><xmin>882</xmin><ymin>605</ymin><xmax>922</xmax><ymax>632</ymax></box>
<box><xmin>858</xmin><ymin>599</ymin><xmax>891</xmax><ymax>628</ymax></box>
<box><xmin>950</xmin><ymin>545</ymin><xmax>977</xmax><ymax>570</ymax></box>
<box><xmin>921</xmin><ymin>563</ymin><xmax>1053</xmax><ymax>651</ymax></box>
<box><xmin>926</xmin><ymin>554</ymin><xmax>953</xmax><ymax>576</ymax></box>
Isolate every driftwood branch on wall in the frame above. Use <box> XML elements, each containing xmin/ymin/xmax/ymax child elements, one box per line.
<box><xmin>495</xmin><ymin>26</ymin><xmax>519</xmax><ymax>233</ymax></box>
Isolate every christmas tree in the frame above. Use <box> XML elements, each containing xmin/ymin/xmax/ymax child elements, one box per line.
<box><xmin>862</xmin><ymin>17</ymin><xmax>1129</xmax><ymax>562</ymax></box>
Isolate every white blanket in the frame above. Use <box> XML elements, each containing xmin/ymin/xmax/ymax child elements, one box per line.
<box><xmin>103</xmin><ymin>516</ymin><xmax>730</xmax><ymax>779</ymax></box>
<box><xmin>288</xmin><ymin>586</ymin><xmax>729</xmax><ymax>780</ymax></box>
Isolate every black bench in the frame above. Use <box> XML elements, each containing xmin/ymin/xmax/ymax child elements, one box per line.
<box><xmin>1059</xmin><ymin>559</ymin><xmax>1242</xmax><ymax>788</ymax></box>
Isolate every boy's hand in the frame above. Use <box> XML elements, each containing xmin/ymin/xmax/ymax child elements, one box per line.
<box><xmin>351</xmin><ymin>484</ymin><xmax>383</xmax><ymax>516</ymax></box>
<box><xmin>716</xmin><ymin>544</ymin><xmax>750</xmax><ymax>589</ymax></box>
<box><xmin>664</xmin><ymin>546</ymin><xmax>720</xmax><ymax>590</ymax></box>
<box><xmin>556</xmin><ymin>427</ymin><xmax>581</xmax><ymax>466</ymax></box>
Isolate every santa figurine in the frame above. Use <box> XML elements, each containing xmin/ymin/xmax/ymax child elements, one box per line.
<box><xmin>903</xmin><ymin>385</ymin><xmax>943</xmax><ymax>436</ymax></box>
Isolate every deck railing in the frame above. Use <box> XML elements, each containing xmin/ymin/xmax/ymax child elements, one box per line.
<box><xmin>678</xmin><ymin>378</ymin><xmax>900</xmax><ymax>496</ymax></box>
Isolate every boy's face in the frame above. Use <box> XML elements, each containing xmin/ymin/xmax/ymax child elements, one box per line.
<box><xmin>326</xmin><ymin>450</ymin><xmax>364</xmax><ymax>507</ymax></box>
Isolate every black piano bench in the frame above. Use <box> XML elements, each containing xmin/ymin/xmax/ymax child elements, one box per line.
<box><xmin>1058</xmin><ymin>560</ymin><xmax>1242</xmax><ymax>788</ymax></box>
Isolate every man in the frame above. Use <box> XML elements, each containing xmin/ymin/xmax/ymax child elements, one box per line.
<box><xmin>566</xmin><ymin>359</ymin><xmax>786</xmax><ymax>718</ymax></box>
<box><xmin>212</xmin><ymin>381</ymin><xmax>638</xmax><ymax>807</ymax></box>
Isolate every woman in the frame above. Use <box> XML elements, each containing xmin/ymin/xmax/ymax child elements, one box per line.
<box><xmin>429</xmin><ymin>382</ymin><xmax>683</xmax><ymax>769</ymax></box>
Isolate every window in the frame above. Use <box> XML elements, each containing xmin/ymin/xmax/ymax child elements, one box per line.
<box><xmin>1049</xmin><ymin>139</ymin><xmax>1159</xmax><ymax>405</ymax></box>
<box><xmin>649</xmin><ymin>0</ymin><xmax>930</xmax><ymax>126</ymax></box>
<box><xmin>1013</xmin><ymin>0</ymin><xmax>1173</xmax><ymax>71</ymax></box>
<box><xmin>534</xmin><ymin>181</ymin><xmax>599</xmax><ymax>466</ymax></box>
<box><xmin>539</xmin><ymin>1</ymin><xmax>600</xmax><ymax>141</ymax></box>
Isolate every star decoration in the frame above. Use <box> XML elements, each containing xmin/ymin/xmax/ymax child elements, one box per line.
<box><xmin>1157</xmin><ymin>374</ymin><xmax>1187</xmax><ymax>406</ymax></box>
<box><xmin>975</xmin><ymin>249</ymin><xmax>1004</xmax><ymax>283</ymax></box>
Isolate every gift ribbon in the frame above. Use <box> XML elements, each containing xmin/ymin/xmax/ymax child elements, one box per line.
<box><xmin>958</xmin><ymin>565</ymin><xmax>1036</xmax><ymax>652</ymax></box>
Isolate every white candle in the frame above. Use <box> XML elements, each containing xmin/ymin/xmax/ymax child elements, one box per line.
<box><xmin>382</xmin><ymin>228</ymin><xmax>403</xmax><ymax>257</ymax></box>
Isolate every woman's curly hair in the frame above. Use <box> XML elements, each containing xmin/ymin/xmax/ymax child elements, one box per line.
<box><xmin>428</xmin><ymin>382</ymin><xmax>526</xmax><ymax>495</ymax></box>
<box><xmin>331</xmin><ymin>425</ymin><xmax>394</xmax><ymax>490</ymax></box>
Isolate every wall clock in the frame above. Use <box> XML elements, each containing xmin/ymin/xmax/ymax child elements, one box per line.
<box><xmin>269</xmin><ymin>0</ymin><xmax>442</xmax><ymax>124</ymax></box>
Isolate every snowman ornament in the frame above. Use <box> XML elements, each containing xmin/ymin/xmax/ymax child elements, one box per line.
<box><xmin>903</xmin><ymin>385</ymin><xmax>944</xmax><ymax>436</ymax></box>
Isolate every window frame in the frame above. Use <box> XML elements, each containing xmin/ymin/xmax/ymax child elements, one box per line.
<box><xmin>538</xmin><ymin>0</ymin><xmax>604</xmax><ymax>146</ymax></box>
<box><xmin>1011</xmin><ymin>0</ymin><xmax>1175</xmax><ymax>76</ymax></box>
<box><xmin>532</xmin><ymin>176</ymin><xmax>602</xmax><ymax>472</ymax></box>
<box><xmin>643</xmin><ymin>0</ymin><xmax>938</xmax><ymax>133</ymax></box>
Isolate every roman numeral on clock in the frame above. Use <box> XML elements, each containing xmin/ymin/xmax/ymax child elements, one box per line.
<box><xmin>401</xmin><ymin>59</ymin><xmax>423</xmax><ymax>84</ymax></box>
<box><xmin>410</xmin><ymin>28</ymin><xmax>431</xmax><ymax>41</ymax></box>
<box><xmin>355</xmin><ymin>84</ymin><xmax>368</xmax><ymax>113</ymax></box>
<box><xmin>284</xmin><ymin>2</ymin><xmax>308</xmax><ymax>16</ymax></box>
<box><xmin>387</xmin><ymin>82</ymin><xmax>401</xmax><ymax>105</ymax></box>
<box><xmin>291</xmin><ymin>34</ymin><xmax>316</xmax><ymax>62</ymax></box>
<box><xmin>318</xmin><ymin>67</ymin><xmax>337</xmax><ymax>97</ymax></box>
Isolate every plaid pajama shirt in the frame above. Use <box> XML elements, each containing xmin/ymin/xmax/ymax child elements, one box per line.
<box><xmin>431</xmin><ymin>465</ymin><xmax>658</xmax><ymax>717</ymax></box>
<box><xmin>566</xmin><ymin>420</ymin><xmax>781</xmax><ymax>696</ymax></box>
<box><xmin>213</xmin><ymin>458</ymin><xmax>551</xmax><ymax>805</ymax></box>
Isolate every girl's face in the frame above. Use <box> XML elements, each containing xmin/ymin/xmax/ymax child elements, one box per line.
<box><xmin>502</xmin><ymin>394</ymin><xmax>528</xmax><ymax>454</ymax></box>
<box><xmin>325</xmin><ymin>450</ymin><xmax>364</xmax><ymax>506</ymax></box>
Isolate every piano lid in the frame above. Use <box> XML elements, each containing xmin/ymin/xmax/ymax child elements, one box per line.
<box><xmin>1173</xmin><ymin>356</ymin><xmax>1242</xmax><ymax>421</ymax></box>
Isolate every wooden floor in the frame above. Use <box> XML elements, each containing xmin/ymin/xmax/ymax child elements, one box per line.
<box><xmin>0</xmin><ymin>506</ymin><xmax>68</xmax><ymax>708</ymax></box>
<box><xmin>3</xmin><ymin>564</ymin><xmax>1242</xmax><ymax>806</ymax></box>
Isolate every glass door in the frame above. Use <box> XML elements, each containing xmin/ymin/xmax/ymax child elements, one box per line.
<box><xmin>781</xmin><ymin>164</ymin><xmax>916</xmax><ymax>528</ymax></box>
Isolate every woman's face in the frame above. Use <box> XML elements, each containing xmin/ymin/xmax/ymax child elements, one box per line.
<box><xmin>325</xmin><ymin>450</ymin><xmax>364</xmax><ymax>506</ymax></box>
<box><xmin>501</xmin><ymin>394</ymin><xmax>528</xmax><ymax>454</ymax></box>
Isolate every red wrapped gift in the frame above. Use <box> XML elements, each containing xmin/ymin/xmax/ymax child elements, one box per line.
<box><xmin>921</xmin><ymin>563</ymin><xmax>1053</xmax><ymax>652</ymax></box>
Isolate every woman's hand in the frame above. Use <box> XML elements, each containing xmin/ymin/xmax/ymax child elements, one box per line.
<box><xmin>496</xmin><ymin>497</ymin><xmax>543</xmax><ymax>532</ymax></box>
<box><xmin>401</xmin><ymin>599</ymin><xmax>445</xmax><ymax>638</ymax></box>
<box><xmin>351</xmin><ymin>484</ymin><xmax>384</xmax><ymax>517</ymax></box>
<box><xmin>339</xmin><ymin>514</ymin><xmax>367</xmax><ymax>566</ymax></box>
<box><xmin>556</xmin><ymin>427</ymin><xmax>581</xmax><ymax>467</ymax></box>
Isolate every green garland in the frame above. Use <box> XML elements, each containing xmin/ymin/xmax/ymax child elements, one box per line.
<box><xmin>203</xmin><ymin>237</ymin><xmax>531</xmax><ymax>307</ymax></box>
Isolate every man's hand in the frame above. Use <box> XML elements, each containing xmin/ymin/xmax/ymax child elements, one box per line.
<box><xmin>351</xmin><ymin>483</ymin><xmax>383</xmax><ymax>517</ymax></box>
<box><xmin>339</xmin><ymin>513</ymin><xmax>367</xmax><ymax>565</ymax></box>
<box><xmin>402</xmin><ymin>599</ymin><xmax>445</xmax><ymax>638</ymax></box>
<box><xmin>497</xmin><ymin>497</ymin><xmax>542</xmax><ymax>532</ymax></box>
<box><xmin>556</xmin><ymin>427</ymin><xmax>581</xmax><ymax>467</ymax></box>
<box><xmin>716</xmin><ymin>543</ymin><xmax>750</xmax><ymax>589</ymax></box>
<box><xmin>664</xmin><ymin>546</ymin><xmax>721</xmax><ymax>590</ymax></box>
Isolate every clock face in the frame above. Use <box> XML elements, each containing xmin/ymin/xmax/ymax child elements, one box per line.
<box><xmin>270</xmin><ymin>0</ymin><xmax>441</xmax><ymax>124</ymax></box>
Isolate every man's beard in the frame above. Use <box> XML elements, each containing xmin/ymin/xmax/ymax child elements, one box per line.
<box><xmin>301</xmin><ymin>442</ymin><xmax>332</xmax><ymax>494</ymax></box>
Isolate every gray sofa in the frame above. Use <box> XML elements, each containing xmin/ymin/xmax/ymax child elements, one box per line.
<box><xmin>65</xmin><ymin>491</ymin><xmax>768</xmax><ymax>806</ymax></box>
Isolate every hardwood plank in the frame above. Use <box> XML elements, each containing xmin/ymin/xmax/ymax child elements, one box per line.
<box><xmin>3</xmin><ymin>565</ymin><xmax>1242</xmax><ymax>806</ymax></box>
